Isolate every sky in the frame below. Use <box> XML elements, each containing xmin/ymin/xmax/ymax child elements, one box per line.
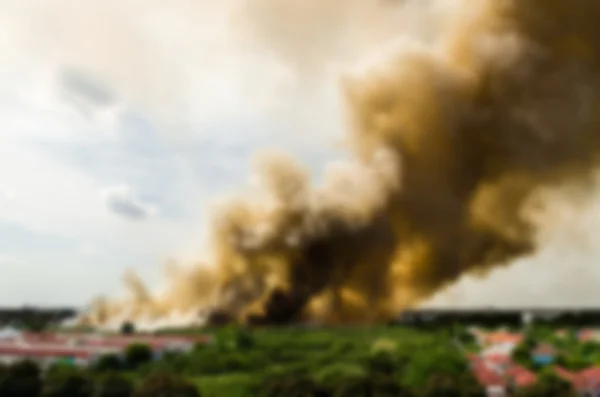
<box><xmin>2</xmin><ymin>0</ymin><xmax>600</xmax><ymax>309</ymax></box>
<box><xmin>0</xmin><ymin>0</ymin><xmax>355</xmax><ymax>306</ymax></box>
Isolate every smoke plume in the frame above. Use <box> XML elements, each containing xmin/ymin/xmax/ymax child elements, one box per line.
<box><xmin>82</xmin><ymin>0</ymin><xmax>600</xmax><ymax>326</ymax></box>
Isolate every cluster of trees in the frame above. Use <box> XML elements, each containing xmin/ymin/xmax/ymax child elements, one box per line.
<box><xmin>0</xmin><ymin>307</ymin><xmax>76</xmax><ymax>332</ymax></box>
<box><xmin>0</xmin><ymin>359</ymin><xmax>199</xmax><ymax>397</ymax></box>
<box><xmin>515</xmin><ymin>370</ymin><xmax>579</xmax><ymax>397</ymax></box>
<box><xmin>146</xmin><ymin>326</ymin><xmax>488</xmax><ymax>396</ymax></box>
<box><xmin>397</xmin><ymin>309</ymin><xmax>600</xmax><ymax>328</ymax></box>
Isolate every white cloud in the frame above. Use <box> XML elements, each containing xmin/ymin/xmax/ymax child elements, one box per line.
<box><xmin>101</xmin><ymin>185</ymin><xmax>159</xmax><ymax>221</ymax></box>
<box><xmin>79</xmin><ymin>243</ymin><xmax>98</xmax><ymax>257</ymax></box>
<box><xmin>0</xmin><ymin>140</ymin><xmax>107</xmax><ymax>238</ymax></box>
<box><xmin>0</xmin><ymin>253</ymin><xmax>28</xmax><ymax>269</ymax></box>
<box><xmin>0</xmin><ymin>0</ymin><xmax>338</xmax><ymax>307</ymax></box>
<box><xmin>0</xmin><ymin>188</ymin><xmax>18</xmax><ymax>201</ymax></box>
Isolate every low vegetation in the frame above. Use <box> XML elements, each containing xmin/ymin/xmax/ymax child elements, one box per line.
<box><xmin>0</xmin><ymin>324</ymin><xmax>591</xmax><ymax>396</ymax></box>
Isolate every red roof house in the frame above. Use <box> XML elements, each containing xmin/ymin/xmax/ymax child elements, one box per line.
<box><xmin>485</xmin><ymin>332</ymin><xmax>523</xmax><ymax>346</ymax></box>
<box><xmin>506</xmin><ymin>365</ymin><xmax>537</xmax><ymax>388</ymax></box>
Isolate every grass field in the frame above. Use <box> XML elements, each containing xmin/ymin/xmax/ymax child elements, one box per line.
<box><xmin>146</xmin><ymin>325</ymin><xmax>472</xmax><ymax>396</ymax></box>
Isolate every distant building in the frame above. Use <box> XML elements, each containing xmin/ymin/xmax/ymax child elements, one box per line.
<box><xmin>484</xmin><ymin>332</ymin><xmax>523</xmax><ymax>347</ymax></box>
<box><xmin>578</xmin><ymin>329</ymin><xmax>600</xmax><ymax>343</ymax></box>
<box><xmin>555</xmin><ymin>366</ymin><xmax>600</xmax><ymax>396</ymax></box>
<box><xmin>0</xmin><ymin>344</ymin><xmax>110</xmax><ymax>369</ymax></box>
<box><xmin>532</xmin><ymin>344</ymin><xmax>556</xmax><ymax>366</ymax></box>
<box><xmin>0</xmin><ymin>329</ymin><xmax>211</xmax><ymax>369</ymax></box>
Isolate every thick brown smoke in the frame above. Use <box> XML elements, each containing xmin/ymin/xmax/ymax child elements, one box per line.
<box><xmin>83</xmin><ymin>0</ymin><xmax>600</xmax><ymax>327</ymax></box>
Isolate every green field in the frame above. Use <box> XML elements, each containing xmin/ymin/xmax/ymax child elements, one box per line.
<box><xmin>142</xmin><ymin>325</ymin><xmax>479</xmax><ymax>396</ymax></box>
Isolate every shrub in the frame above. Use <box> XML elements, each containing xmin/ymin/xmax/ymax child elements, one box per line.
<box><xmin>120</xmin><ymin>322</ymin><xmax>135</xmax><ymax>335</ymax></box>
<box><xmin>95</xmin><ymin>374</ymin><xmax>134</xmax><ymax>397</ymax></box>
<box><xmin>258</xmin><ymin>373</ymin><xmax>329</xmax><ymax>397</ymax></box>
<box><xmin>124</xmin><ymin>344</ymin><xmax>153</xmax><ymax>370</ymax></box>
<box><xmin>0</xmin><ymin>360</ymin><xmax>43</xmax><ymax>397</ymax></box>
<box><xmin>421</xmin><ymin>373</ymin><xmax>463</xmax><ymax>397</ymax></box>
<box><xmin>401</xmin><ymin>345</ymin><xmax>468</xmax><ymax>388</ymax></box>
<box><xmin>9</xmin><ymin>360</ymin><xmax>41</xmax><ymax>378</ymax></box>
<box><xmin>92</xmin><ymin>354</ymin><xmax>123</xmax><ymax>373</ymax></box>
<box><xmin>134</xmin><ymin>372</ymin><xmax>199</xmax><ymax>397</ymax></box>
<box><xmin>215</xmin><ymin>326</ymin><xmax>255</xmax><ymax>351</ymax></box>
<box><xmin>41</xmin><ymin>368</ymin><xmax>95</xmax><ymax>397</ymax></box>
<box><xmin>516</xmin><ymin>369</ymin><xmax>578</xmax><ymax>397</ymax></box>
<box><xmin>314</xmin><ymin>363</ymin><xmax>366</xmax><ymax>387</ymax></box>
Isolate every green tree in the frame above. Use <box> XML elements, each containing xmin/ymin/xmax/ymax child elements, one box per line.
<box><xmin>124</xmin><ymin>344</ymin><xmax>153</xmax><ymax>370</ymax></box>
<box><xmin>120</xmin><ymin>322</ymin><xmax>135</xmax><ymax>335</ymax></box>
<box><xmin>516</xmin><ymin>369</ymin><xmax>578</xmax><ymax>397</ymax></box>
<box><xmin>215</xmin><ymin>326</ymin><xmax>255</xmax><ymax>351</ymax></box>
<box><xmin>41</xmin><ymin>369</ymin><xmax>95</xmax><ymax>397</ymax></box>
<box><xmin>92</xmin><ymin>354</ymin><xmax>123</xmax><ymax>373</ymax></box>
<box><xmin>512</xmin><ymin>335</ymin><xmax>537</xmax><ymax>369</ymax></box>
<box><xmin>367</xmin><ymin>339</ymin><xmax>410</xmax><ymax>376</ymax></box>
<box><xmin>368</xmin><ymin>374</ymin><xmax>413</xmax><ymax>397</ymax></box>
<box><xmin>0</xmin><ymin>359</ymin><xmax>43</xmax><ymax>397</ymax></box>
<box><xmin>417</xmin><ymin>371</ymin><xmax>485</xmax><ymax>397</ymax></box>
<box><xmin>579</xmin><ymin>340</ymin><xmax>600</xmax><ymax>359</ymax></box>
<box><xmin>330</xmin><ymin>373</ymin><xmax>413</xmax><ymax>397</ymax></box>
<box><xmin>453</xmin><ymin>326</ymin><xmax>475</xmax><ymax>347</ymax></box>
<box><xmin>401</xmin><ymin>344</ymin><xmax>467</xmax><ymax>389</ymax></box>
<box><xmin>134</xmin><ymin>372</ymin><xmax>199</xmax><ymax>397</ymax></box>
<box><xmin>554</xmin><ymin>353</ymin><xmax>588</xmax><ymax>371</ymax></box>
<box><xmin>421</xmin><ymin>374</ymin><xmax>461</xmax><ymax>397</ymax></box>
<box><xmin>258</xmin><ymin>373</ymin><xmax>327</xmax><ymax>397</ymax></box>
<box><xmin>458</xmin><ymin>372</ymin><xmax>486</xmax><ymax>397</ymax></box>
<box><xmin>95</xmin><ymin>374</ymin><xmax>133</xmax><ymax>397</ymax></box>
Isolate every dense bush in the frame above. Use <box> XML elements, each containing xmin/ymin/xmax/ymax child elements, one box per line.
<box><xmin>120</xmin><ymin>322</ymin><xmax>135</xmax><ymax>335</ymax></box>
<box><xmin>134</xmin><ymin>372</ymin><xmax>199</xmax><ymax>397</ymax></box>
<box><xmin>40</xmin><ymin>368</ymin><xmax>95</xmax><ymax>397</ymax></box>
<box><xmin>92</xmin><ymin>354</ymin><xmax>123</xmax><ymax>373</ymax></box>
<box><xmin>516</xmin><ymin>369</ymin><xmax>578</xmax><ymax>397</ymax></box>
<box><xmin>258</xmin><ymin>373</ymin><xmax>328</xmax><ymax>397</ymax></box>
<box><xmin>401</xmin><ymin>344</ymin><xmax>469</xmax><ymax>389</ymax></box>
<box><xmin>124</xmin><ymin>344</ymin><xmax>153</xmax><ymax>370</ymax></box>
<box><xmin>512</xmin><ymin>334</ymin><xmax>538</xmax><ymax>369</ymax></box>
<box><xmin>0</xmin><ymin>359</ymin><xmax>43</xmax><ymax>397</ymax></box>
<box><xmin>95</xmin><ymin>374</ymin><xmax>134</xmax><ymax>397</ymax></box>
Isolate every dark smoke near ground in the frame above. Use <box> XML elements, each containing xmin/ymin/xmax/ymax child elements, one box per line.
<box><xmin>82</xmin><ymin>0</ymin><xmax>600</xmax><ymax>327</ymax></box>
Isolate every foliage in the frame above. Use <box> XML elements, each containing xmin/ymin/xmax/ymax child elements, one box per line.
<box><xmin>313</xmin><ymin>362</ymin><xmax>367</xmax><ymax>387</ymax></box>
<box><xmin>5</xmin><ymin>325</ymin><xmax>597</xmax><ymax>397</ymax></box>
<box><xmin>512</xmin><ymin>334</ymin><xmax>537</xmax><ymax>369</ymax></box>
<box><xmin>515</xmin><ymin>369</ymin><xmax>578</xmax><ymax>397</ymax></box>
<box><xmin>0</xmin><ymin>360</ymin><xmax>43</xmax><ymax>397</ymax></box>
<box><xmin>214</xmin><ymin>326</ymin><xmax>255</xmax><ymax>351</ymax></box>
<box><xmin>124</xmin><ymin>344</ymin><xmax>153</xmax><ymax>370</ymax></box>
<box><xmin>133</xmin><ymin>372</ymin><xmax>199</xmax><ymax>397</ymax></box>
<box><xmin>258</xmin><ymin>373</ymin><xmax>327</xmax><ymax>397</ymax></box>
<box><xmin>453</xmin><ymin>325</ymin><xmax>475</xmax><ymax>347</ymax></box>
<box><xmin>120</xmin><ymin>322</ymin><xmax>135</xmax><ymax>335</ymax></box>
<box><xmin>95</xmin><ymin>374</ymin><xmax>134</xmax><ymax>397</ymax></box>
<box><xmin>92</xmin><ymin>354</ymin><xmax>123</xmax><ymax>373</ymax></box>
<box><xmin>41</xmin><ymin>368</ymin><xmax>95</xmax><ymax>397</ymax></box>
<box><xmin>554</xmin><ymin>352</ymin><xmax>588</xmax><ymax>371</ymax></box>
<box><xmin>401</xmin><ymin>343</ymin><xmax>468</xmax><ymax>388</ymax></box>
